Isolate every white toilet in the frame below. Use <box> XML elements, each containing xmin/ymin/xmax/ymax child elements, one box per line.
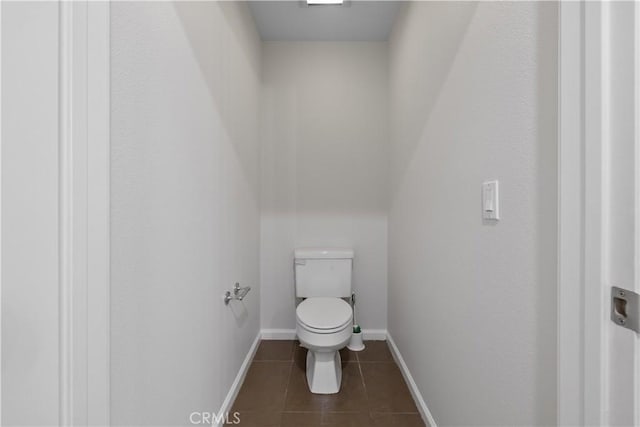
<box><xmin>294</xmin><ymin>248</ymin><xmax>354</xmax><ymax>394</ymax></box>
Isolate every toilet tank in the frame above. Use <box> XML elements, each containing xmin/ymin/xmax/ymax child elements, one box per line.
<box><xmin>294</xmin><ymin>248</ymin><xmax>354</xmax><ymax>298</ymax></box>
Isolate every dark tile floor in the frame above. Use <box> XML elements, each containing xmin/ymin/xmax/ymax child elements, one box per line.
<box><xmin>229</xmin><ymin>340</ymin><xmax>426</xmax><ymax>426</ymax></box>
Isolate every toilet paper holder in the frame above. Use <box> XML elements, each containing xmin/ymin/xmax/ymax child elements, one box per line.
<box><xmin>224</xmin><ymin>282</ymin><xmax>251</xmax><ymax>305</ymax></box>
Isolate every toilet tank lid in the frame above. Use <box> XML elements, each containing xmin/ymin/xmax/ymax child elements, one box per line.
<box><xmin>294</xmin><ymin>248</ymin><xmax>354</xmax><ymax>260</ymax></box>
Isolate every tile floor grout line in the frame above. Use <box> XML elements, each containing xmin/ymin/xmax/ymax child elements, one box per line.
<box><xmin>280</xmin><ymin>410</ymin><xmax>365</xmax><ymax>413</ymax></box>
<box><xmin>279</xmin><ymin>343</ymin><xmax>295</xmax><ymax>415</ymax></box>
<box><xmin>355</xmin><ymin>355</ymin><xmax>371</xmax><ymax>420</ymax></box>
<box><xmin>281</xmin><ymin>342</ymin><xmax>296</xmax><ymax>427</ymax></box>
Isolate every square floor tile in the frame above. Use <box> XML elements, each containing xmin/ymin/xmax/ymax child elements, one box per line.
<box><xmin>225</xmin><ymin>411</ymin><xmax>281</xmax><ymax>426</ymax></box>
<box><xmin>233</xmin><ymin>361</ymin><xmax>292</xmax><ymax>412</ymax></box>
<box><xmin>370</xmin><ymin>412</ymin><xmax>426</xmax><ymax>426</ymax></box>
<box><xmin>356</xmin><ymin>341</ymin><xmax>394</xmax><ymax>362</ymax></box>
<box><xmin>281</xmin><ymin>412</ymin><xmax>371</xmax><ymax>426</ymax></box>
<box><xmin>321</xmin><ymin>412</ymin><xmax>373</xmax><ymax>426</ymax></box>
<box><xmin>361</xmin><ymin>362</ymin><xmax>419</xmax><ymax>413</ymax></box>
<box><xmin>254</xmin><ymin>340</ymin><xmax>295</xmax><ymax>361</ymax></box>
<box><xmin>281</xmin><ymin>412</ymin><xmax>322</xmax><ymax>426</ymax></box>
<box><xmin>285</xmin><ymin>362</ymin><xmax>366</xmax><ymax>412</ymax></box>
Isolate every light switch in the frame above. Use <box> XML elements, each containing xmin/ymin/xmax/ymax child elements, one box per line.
<box><xmin>482</xmin><ymin>180</ymin><xmax>499</xmax><ymax>220</ymax></box>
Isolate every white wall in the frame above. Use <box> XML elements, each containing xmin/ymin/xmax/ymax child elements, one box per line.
<box><xmin>110</xmin><ymin>2</ymin><xmax>261</xmax><ymax>425</ymax></box>
<box><xmin>388</xmin><ymin>2</ymin><xmax>558</xmax><ymax>426</ymax></box>
<box><xmin>260</xmin><ymin>42</ymin><xmax>389</xmax><ymax>332</ymax></box>
<box><xmin>1</xmin><ymin>3</ymin><xmax>60</xmax><ymax>425</ymax></box>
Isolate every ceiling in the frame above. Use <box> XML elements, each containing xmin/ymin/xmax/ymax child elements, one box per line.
<box><xmin>247</xmin><ymin>1</ymin><xmax>403</xmax><ymax>41</ymax></box>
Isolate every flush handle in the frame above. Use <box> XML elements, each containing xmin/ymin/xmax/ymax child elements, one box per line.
<box><xmin>611</xmin><ymin>286</ymin><xmax>639</xmax><ymax>333</ymax></box>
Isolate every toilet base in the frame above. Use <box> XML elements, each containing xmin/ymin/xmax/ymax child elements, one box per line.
<box><xmin>306</xmin><ymin>350</ymin><xmax>342</xmax><ymax>394</ymax></box>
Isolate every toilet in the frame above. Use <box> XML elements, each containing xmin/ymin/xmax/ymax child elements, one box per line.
<box><xmin>294</xmin><ymin>248</ymin><xmax>354</xmax><ymax>394</ymax></box>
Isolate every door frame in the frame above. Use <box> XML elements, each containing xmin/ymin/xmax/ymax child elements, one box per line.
<box><xmin>85</xmin><ymin>2</ymin><xmax>111</xmax><ymax>425</ymax></box>
<box><xmin>558</xmin><ymin>1</ymin><xmax>640</xmax><ymax>425</ymax></box>
<box><xmin>558</xmin><ymin>1</ymin><xmax>608</xmax><ymax>425</ymax></box>
<box><xmin>50</xmin><ymin>1</ymin><xmax>110</xmax><ymax>424</ymax></box>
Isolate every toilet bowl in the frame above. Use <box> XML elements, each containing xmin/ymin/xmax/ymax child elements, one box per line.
<box><xmin>296</xmin><ymin>297</ymin><xmax>353</xmax><ymax>394</ymax></box>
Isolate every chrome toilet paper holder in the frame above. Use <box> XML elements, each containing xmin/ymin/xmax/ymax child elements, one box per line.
<box><xmin>224</xmin><ymin>282</ymin><xmax>251</xmax><ymax>305</ymax></box>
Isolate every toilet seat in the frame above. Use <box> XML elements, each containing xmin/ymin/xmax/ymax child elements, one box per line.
<box><xmin>298</xmin><ymin>319</ymin><xmax>352</xmax><ymax>335</ymax></box>
<box><xmin>296</xmin><ymin>297</ymin><xmax>352</xmax><ymax>333</ymax></box>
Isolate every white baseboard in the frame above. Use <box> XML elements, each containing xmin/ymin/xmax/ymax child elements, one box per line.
<box><xmin>215</xmin><ymin>332</ymin><xmax>261</xmax><ymax>427</ymax></box>
<box><xmin>260</xmin><ymin>328</ymin><xmax>388</xmax><ymax>341</ymax></box>
<box><xmin>387</xmin><ymin>333</ymin><xmax>437</xmax><ymax>427</ymax></box>
<box><xmin>361</xmin><ymin>329</ymin><xmax>387</xmax><ymax>340</ymax></box>
<box><xmin>260</xmin><ymin>329</ymin><xmax>296</xmax><ymax>340</ymax></box>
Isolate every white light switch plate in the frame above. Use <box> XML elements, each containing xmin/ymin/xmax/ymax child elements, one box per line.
<box><xmin>482</xmin><ymin>180</ymin><xmax>499</xmax><ymax>220</ymax></box>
